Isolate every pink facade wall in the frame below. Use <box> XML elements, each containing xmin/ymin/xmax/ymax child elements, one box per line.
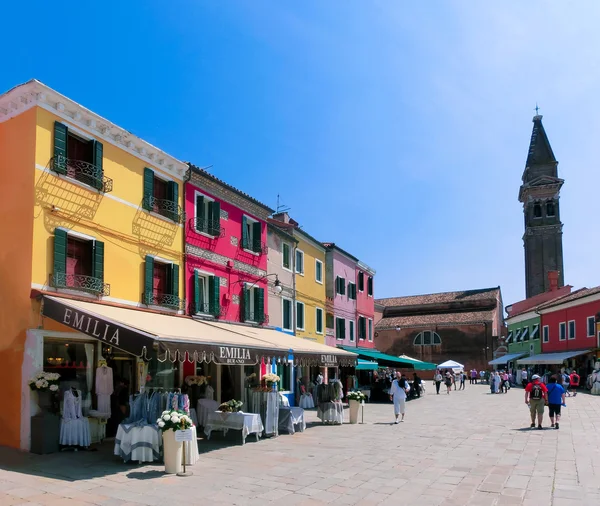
<box><xmin>325</xmin><ymin>249</ymin><xmax>357</xmax><ymax>348</ymax></box>
<box><xmin>356</xmin><ymin>267</ymin><xmax>375</xmax><ymax>349</ymax></box>
<box><xmin>184</xmin><ymin>181</ymin><xmax>268</xmax><ymax>322</ymax></box>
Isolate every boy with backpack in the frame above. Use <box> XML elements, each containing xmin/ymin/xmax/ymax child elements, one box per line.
<box><xmin>524</xmin><ymin>374</ymin><xmax>548</xmax><ymax>430</ymax></box>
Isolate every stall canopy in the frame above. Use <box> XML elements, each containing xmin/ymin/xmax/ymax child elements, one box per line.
<box><xmin>396</xmin><ymin>354</ymin><xmax>437</xmax><ymax>370</ymax></box>
<box><xmin>338</xmin><ymin>346</ymin><xmax>430</xmax><ymax>369</ymax></box>
<box><xmin>516</xmin><ymin>350</ymin><xmax>592</xmax><ymax>365</ymax></box>
<box><xmin>355</xmin><ymin>359</ymin><xmax>379</xmax><ymax>371</ymax></box>
<box><xmin>488</xmin><ymin>352</ymin><xmax>527</xmax><ymax>366</ymax></box>
<box><xmin>40</xmin><ymin>295</ymin><xmax>357</xmax><ymax>367</ymax></box>
<box><xmin>438</xmin><ymin>360</ymin><xmax>464</xmax><ymax>369</ymax></box>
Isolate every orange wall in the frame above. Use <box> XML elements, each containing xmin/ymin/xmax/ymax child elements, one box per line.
<box><xmin>0</xmin><ymin>109</ymin><xmax>37</xmax><ymax>448</ymax></box>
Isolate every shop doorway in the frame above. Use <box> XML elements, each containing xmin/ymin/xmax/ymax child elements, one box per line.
<box><xmin>105</xmin><ymin>350</ymin><xmax>136</xmax><ymax>437</ymax></box>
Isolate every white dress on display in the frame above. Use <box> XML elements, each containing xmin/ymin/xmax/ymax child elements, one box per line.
<box><xmin>60</xmin><ymin>389</ymin><xmax>91</xmax><ymax>447</ymax></box>
<box><xmin>95</xmin><ymin>365</ymin><xmax>113</xmax><ymax>416</ymax></box>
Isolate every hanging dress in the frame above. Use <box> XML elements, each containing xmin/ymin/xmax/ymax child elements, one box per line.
<box><xmin>95</xmin><ymin>365</ymin><xmax>114</xmax><ymax>416</ymax></box>
<box><xmin>60</xmin><ymin>389</ymin><xmax>91</xmax><ymax>447</ymax></box>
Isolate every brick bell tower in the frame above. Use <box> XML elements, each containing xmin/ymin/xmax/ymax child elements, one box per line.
<box><xmin>519</xmin><ymin>114</ymin><xmax>565</xmax><ymax>298</ymax></box>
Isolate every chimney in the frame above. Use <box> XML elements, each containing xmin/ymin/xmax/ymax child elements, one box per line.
<box><xmin>273</xmin><ymin>212</ymin><xmax>290</xmax><ymax>224</ymax></box>
<box><xmin>548</xmin><ymin>271</ymin><xmax>559</xmax><ymax>292</ymax></box>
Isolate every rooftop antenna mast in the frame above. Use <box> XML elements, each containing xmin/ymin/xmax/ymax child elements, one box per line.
<box><xmin>276</xmin><ymin>194</ymin><xmax>291</xmax><ymax>214</ymax></box>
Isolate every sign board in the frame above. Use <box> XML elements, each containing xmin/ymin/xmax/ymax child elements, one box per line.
<box><xmin>175</xmin><ymin>429</ymin><xmax>193</xmax><ymax>442</ymax></box>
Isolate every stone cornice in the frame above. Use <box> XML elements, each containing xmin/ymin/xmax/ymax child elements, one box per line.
<box><xmin>0</xmin><ymin>80</ymin><xmax>187</xmax><ymax>180</ymax></box>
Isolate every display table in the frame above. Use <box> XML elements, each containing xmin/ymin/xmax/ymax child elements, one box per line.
<box><xmin>204</xmin><ymin>412</ymin><xmax>264</xmax><ymax>445</ymax></box>
<box><xmin>197</xmin><ymin>399</ymin><xmax>219</xmax><ymax>427</ymax></box>
<box><xmin>317</xmin><ymin>401</ymin><xmax>344</xmax><ymax>425</ymax></box>
<box><xmin>299</xmin><ymin>393</ymin><xmax>315</xmax><ymax>409</ymax></box>
<box><xmin>114</xmin><ymin>424</ymin><xmax>161</xmax><ymax>463</ymax></box>
<box><xmin>183</xmin><ymin>425</ymin><xmax>199</xmax><ymax>465</ymax></box>
<box><xmin>278</xmin><ymin>407</ymin><xmax>306</xmax><ymax>435</ymax></box>
<box><xmin>249</xmin><ymin>391</ymin><xmax>279</xmax><ymax>437</ymax></box>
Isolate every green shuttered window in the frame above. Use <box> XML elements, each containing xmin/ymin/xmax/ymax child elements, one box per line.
<box><xmin>143</xmin><ymin>168</ymin><xmax>154</xmax><ymax>211</ymax></box>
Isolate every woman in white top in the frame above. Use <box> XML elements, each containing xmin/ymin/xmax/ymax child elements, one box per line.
<box><xmin>389</xmin><ymin>373</ymin><xmax>410</xmax><ymax>423</ymax></box>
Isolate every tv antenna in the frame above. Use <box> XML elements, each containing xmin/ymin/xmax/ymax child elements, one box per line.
<box><xmin>276</xmin><ymin>194</ymin><xmax>291</xmax><ymax>214</ymax></box>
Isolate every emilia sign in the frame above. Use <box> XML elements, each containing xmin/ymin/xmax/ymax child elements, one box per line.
<box><xmin>214</xmin><ymin>346</ymin><xmax>255</xmax><ymax>365</ymax></box>
<box><xmin>320</xmin><ymin>354</ymin><xmax>339</xmax><ymax>367</ymax></box>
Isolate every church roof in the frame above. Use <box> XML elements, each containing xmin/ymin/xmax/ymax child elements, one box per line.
<box><xmin>526</xmin><ymin>115</ymin><xmax>556</xmax><ymax>168</ymax></box>
<box><xmin>375</xmin><ymin>287</ymin><xmax>500</xmax><ymax>308</ymax></box>
<box><xmin>376</xmin><ymin>309</ymin><xmax>496</xmax><ymax>329</ymax></box>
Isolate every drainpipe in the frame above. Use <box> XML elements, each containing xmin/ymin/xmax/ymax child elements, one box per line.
<box><xmin>182</xmin><ymin>167</ymin><xmax>192</xmax><ymax>314</ymax></box>
<box><xmin>292</xmin><ymin>240</ymin><xmax>297</xmax><ymax>336</ymax></box>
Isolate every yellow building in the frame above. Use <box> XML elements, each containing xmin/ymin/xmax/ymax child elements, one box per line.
<box><xmin>0</xmin><ymin>80</ymin><xmax>186</xmax><ymax>450</ymax></box>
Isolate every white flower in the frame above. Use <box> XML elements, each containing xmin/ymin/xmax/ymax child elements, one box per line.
<box><xmin>158</xmin><ymin>420</ymin><xmax>165</xmax><ymax>428</ymax></box>
<box><xmin>35</xmin><ymin>380</ymin><xmax>44</xmax><ymax>388</ymax></box>
<box><xmin>162</xmin><ymin>414</ymin><xmax>171</xmax><ymax>421</ymax></box>
<box><xmin>162</xmin><ymin>410</ymin><xmax>170</xmax><ymax>416</ymax></box>
<box><xmin>49</xmin><ymin>385</ymin><xmax>58</xmax><ymax>392</ymax></box>
<box><xmin>170</xmin><ymin>415</ymin><xmax>179</xmax><ymax>423</ymax></box>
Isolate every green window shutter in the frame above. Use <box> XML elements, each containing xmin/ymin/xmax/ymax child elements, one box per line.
<box><xmin>170</xmin><ymin>263</ymin><xmax>179</xmax><ymax>299</ymax></box>
<box><xmin>92</xmin><ymin>140</ymin><xmax>103</xmax><ymax>190</ymax></box>
<box><xmin>209</xmin><ymin>276</ymin><xmax>220</xmax><ymax>316</ymax></box>
<box><xmin>283</xmin><ymin>244</ymin><xmax>290</xmax><ymax>269</ymax></box>
<box><xmin>53</xmin><ymin>229</ymin><xmax>68</xmax><ymax>283</ymax></box>
<box><xmin>144</xmin><ymin>256</ymin><xmax>154</xmax><ymax>302</ymax></box>
<box><xmin>252</xmin><ymin>221</ymin><xmax>262</xmax><ymax>252</ymax></box>
<box><xmin>53</xmin><ymin>122</ymin><xmax>68</xmax><ymax>175</ymax></box>
<box><xmin>209</xmin><ymin>201</ymin><xmax>220</xmax><ymax>236</ymax></box>
<box><xmin>340</xmin><ymin>278</ymin><xmax>345</xmax><ymax>296</ymax></box>
<box><xmin>143</xmin><ymin>168</ymin><xmax>154</xmax><ymax>211</ymax></box>
<box><xmin>243</xmin><ymin>286</ymin><xmax>251</xmax><ymax>321</ymax></box>
<box><xmin>92</xmin><ymin>240</ymin><xmax>104</xmax><ymax>282</ymax></box>
<box><xmin>335</xmin><ymin>277</ymin><xmax>340</xmax><ymax>294</ymax></box>
<box><xmin>254</xmin><ymin>287</ymin><xmax>265</xmax><ymax>323</ymax></box>
<box><xmin>368</xmin><ymin>276</ymin><xmax>373</xmax><ymax>296</ymax></box>
<box><xmin>241</xmin><ymin>216</ymin><xmax>249</xmax><ymax>249</ymax></box>
<box><xmin>316</xmin><ymin>309</ymin><xmax>322</xmax><ymax>334</ymax></box>
<box><xmin>358</xmin><ymin>272</ymin><xmax>364</xmax><ymax>291</ymax></box>
<box><xmin>193</xmin><ymin>271</ymin><xmax>200</xmax><ymax>313</ymax></box>
<box><xmin>167</xmin><ymin>181</ymin><xmax>179</xmax><ymax>221</ymax></box>
<box><xmin>196</xmin><ymin>195</ymin><xmax>205</xmax><ymax>232</ymax></box>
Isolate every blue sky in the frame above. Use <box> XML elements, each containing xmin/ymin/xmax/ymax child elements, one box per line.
<box><xmin>2</xmin><ymin>1</ymin><xmax>599</xmax><ymax>307</ymax></box>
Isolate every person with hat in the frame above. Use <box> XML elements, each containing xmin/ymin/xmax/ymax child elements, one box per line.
<box><xmin>524</xmin><ymin>374</ymin><xmax>548</xmax><ymax>429</ymax></box>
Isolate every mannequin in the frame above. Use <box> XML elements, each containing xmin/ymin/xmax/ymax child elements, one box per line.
<box><xmin>95</xmin><ymin>358</ymin><xmax>113</xmax><ymax>416</ymax></box>
<box><xmin>60</xmin><ymin>387</ymin><xmax>91</xmax><ymax>447</ymax></box>
<box><xmin>591</xmin><ymin>361</ymin><xmax>600</xmax><ymax>395</ymax></box>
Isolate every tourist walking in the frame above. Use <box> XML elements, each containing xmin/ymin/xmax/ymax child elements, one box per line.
<box><xmin>525</xmin><ymin>374</ymin><xmax>548</xmax><ymax>429</ymax></box>
<box><xmin>453</xmin><ymin>371</ymin><xmax>460</xmax><ymax>390</ymax></box>
<box><xmin>412</xmin><ymin>373</ymin><xmax>422</xmax><ymax>398</ymax></box>
<box><xmin>479</xmin><ymin>370</ymin><xmax>485</xmax><ymax>384</ymax></box>
<box><xmin>546</xmin><ymin>375</ymin><xmax>566</xmax><ymax>429</ymax></box>
<box><xmin>470</xmin><ymin>369</ymin><xmax>477</xmax><ymax>384</ymax></box>
<box><xmin>569</xmin><ymin>370</ymin><xmax>580</xmax><ymax>396</ymax></box>
<box><xmin>444</xmin><ymin>372</ymin><xmax>453</xmax><ymax>394</ymax></box>
<box><xmin>389</xmin><ymin>373</ymin><xmax>410</xmax><ymax>423</ymax></box>
<box><xmin>502</xmin><ymin>371</ymin><xmax>510</xmax><ymax>393</ymax></box>
<box><xmin>494</xmin><ymin>372</ymin><xmax>501</xmax><ymax>394</ymax></box>
<box><xmin>434</xmin><ymin>370</ymin><xmax>443</xmax><ymax>394</ymax></box>
<box><xmin>521</xmin><ymin>368</ymin><xmax>528</xmax><ymax>388</ymax></box>
<box><xmin>459</xmin><ymin>371</ymin><xmax>466</xmax><ymax>390</ymax></box>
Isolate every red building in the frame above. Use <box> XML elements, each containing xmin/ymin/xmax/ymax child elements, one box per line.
<box><xmin>538</xmin><ymin>287</ymin><xmax>600</xmax><ymax>373</ymax></box>
<box><xmin>356</xmin><ymin>261</ymin><xmax>376</xmax><ymax>349</ymax></box>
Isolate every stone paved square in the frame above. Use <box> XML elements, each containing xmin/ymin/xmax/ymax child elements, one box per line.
<box><xmin>1</xmin><ymin>384</ymin><xmax>600</xmax><ymax>505</ymax></box>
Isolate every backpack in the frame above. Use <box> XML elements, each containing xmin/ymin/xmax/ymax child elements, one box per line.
<box><xmin>531</xmin><ymin>383</ymin><xmax>543</xmax><ymax>400</ymax></box>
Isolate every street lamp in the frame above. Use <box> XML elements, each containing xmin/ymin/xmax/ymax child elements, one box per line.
<box><xmin>232</xmin><ymin>273</ymin><xmax>283</xmax><ymax>295</ymax></box>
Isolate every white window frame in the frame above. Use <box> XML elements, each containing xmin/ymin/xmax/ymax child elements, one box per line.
<box><xmin>315</xmin><ymin>259</ymin><xmax>323</xmax><ymax>284</ymax></box>
<box><xmin>349</xmin><ymin>320</ymin><xmax>355</xmax><ymax>342</ymax></box>
<box><xmin>295</xmin><ymin>249</ymin><xmax>305</xmax><ymax>275</ymax></box>
<box><xmin>281</xmin><ymin>297</ymin><xmax>293</xmax><ymax>331</ymax></box>
<box><xmin>193</xmin><ymin>268</ymin><xmax>213</xmax><ymax>315</ymax></box>
<box><xmin>367</xmin><ymin>276</ymin><xmax>373</xmax><ymax>297</ymax></box>
<box><xmin>368</xmin><ymin>318</ymin><xmax>373</xmax><ymax>342</ymax></box>
<box><xmin>244</xmin><ymin>283</ymin><xmax>257</xmax><ymax>323</ymax></box>
<box><xmin>559</xmin><ymin>322</ymin><xmax>566</xmax><ymax>341</ymax></box>
<box><xmin>521</xmin><ymin>327</ymin><xmax>529</xmax><ymax>341</ymax></box>
<box><xmin>531</xmin><ymin>324</ymin><xmax>540</xmax><ymax>340</ymax></box>
<box><xmin>193</xmin><ymin>190</ymin><xmax>216</xmax><ymax>238</ymax></box>
<box><xmin>295</xmin><ymin>301</ymin><xmax>305</xmax><ymax>331</ymax></box>
<box><xmin>358</xmin><ymin>271</ymin><xmax>364</xmax><ymax>293</ymax></box>
<box><xmin>506</xmin><ymin>331</ymin><xmax>513</xmax><ymax>344</ymax></box>
<box><xmin>243</xmin><ymin>215</ymin><xmax>260</xmax><ymax>256</ymax></box>
<box><xmin>587</xmin><ymin>316</ymin><xmax>595</xmax><ymax>337</ymax></box>
<box><xmin>514</xmin><ymin>328</ymin><xmax>522</xmax><ymax>342</ymax></box>
<box><xmin>543</xmin><ymin>325</ymin><xmax>550</xmax><ymax>343</ymax></box>
<box><xmin>281</xmin><ymin>242</ymin><xmax>292</xmax><ymax>272</ymax></box>
<box><xmin>568</xmin><ymin>320</ymin><xmax>576</xmax><ymax>340</ymax></box>
<box><xmin>315</xmin><ymin>307</ymin><xmax>324</xmax><ymax>335</ymax></box>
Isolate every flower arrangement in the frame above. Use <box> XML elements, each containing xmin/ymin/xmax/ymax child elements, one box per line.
<box><xmin>218</xmin><ymin>399</ymin><xmax>243</xmax><ymax>412</ymax></box>
<box><xmin>185</xmin><ymin>375</ymin><xmax>209</xmax><ymax>386</ymax></box>
<box><xmin>28</xmin><ymin>371</ymin><xmax>60</xmax><ymax>392</ymax></box>
<box><xmin>347</xmin><ymin>391</ymin><xmax>366</xmax><ymax>402</ymax></box>
<box><xmin>156</xmin><ymin>409</ymin><xmax>194</xmax><ymax>432</ymax></box>
<box><xmin>262</xmin><ymin>373</ymin><xmax>280</xmax><ymax>385</ymax></box>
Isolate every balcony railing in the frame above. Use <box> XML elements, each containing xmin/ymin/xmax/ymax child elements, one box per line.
<box><xmin>50</xmin><ymin>273</ymin><xmax>110</xmax><ymax>296</ymax></box>
<box><xmin>50</xmin><ymin>156</ymin><xmax>113</xmax><ymax>193</ymax></box>
<box><xmin>143</xmin><ymin>196</ymin><xmax>184</xmax><ymax>223</ymax></box>
<box><xmin>191</xmin><ymin>302</ymin><xmax>226</xmax><ymax>317</ymax></box>
<box><xmin>143</xmin><ymin>292</ymin><xmax>185</xmax><ymax>310</ymax></box>
<box><xmin>241</xmin><ymin>239</ymin><xmax>268</xmax><ymax>255</ymax></box>
<box><xmin>244</xmin><ymin>312</ymin><xmax>269</xmax><ymax>325</ymax></box>
<box><xmin>189</xmin><ymin>217</ymin><xmax>225</xmax><ymax>238</ymax></box>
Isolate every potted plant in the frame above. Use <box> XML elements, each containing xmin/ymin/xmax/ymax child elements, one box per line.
<box><xmin>262</xmin><ymin>373</ymin><xmax>280</xmax><ymax>391</ymax></box>
<box><xmin>218</xmin><ymin>399</ymin><xmax>243</xmax><ymax>413</ymax></box>
<box><xmin>29</xmin><ymin>371</ymin><xmax>61</xmax><ymax>416</ymax></box>
<box><xmin>347</xmin><ymin>391</ymin><xmax>366</xmax><ymax>424</ymax></box>
<box><xmin>156</xmin><ymin>409</ymin><xmax>194</xmax><ymax>474</ymax></box>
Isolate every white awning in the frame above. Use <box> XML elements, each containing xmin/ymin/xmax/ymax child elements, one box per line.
<box><xmin>517</xmin><ymin>350</ymin><xmax>592</xmax><ymax>365</ymax></box>
<box><xmin>488</xmin><ymin>352</ymin><xmax>528</xmax><ymax>365</ymax></box>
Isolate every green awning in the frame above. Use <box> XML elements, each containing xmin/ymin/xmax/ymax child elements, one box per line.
<box><xmin>356</xmin><ymin>359</ymin><xmax>379</xmax><ymax>371</ymax></box>
<box><xmin>340</xmin><ymin>347</ymin><xmax>436</xmax><ymax>369</ymax></box>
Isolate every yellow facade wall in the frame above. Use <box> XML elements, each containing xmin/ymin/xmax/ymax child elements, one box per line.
<box><xmin>32</xmin><ymin>108</ymin><xmax>183</xmax><ymax>305</ymax></box>
<box><xmin>294</xmin><ymin>234</ymin><xmax>327</xmax><ymax>343</ymax></box>
<box><xmin>0</xmin><ymin>108</ymin><xmax>37</xmax><ymax>448</ymax></box>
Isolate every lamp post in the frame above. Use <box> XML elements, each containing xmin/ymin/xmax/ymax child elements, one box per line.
<box><xmin>231</xmin><ymin>273</ymin><xmax>283</xmax><ymax>295</ymax></box>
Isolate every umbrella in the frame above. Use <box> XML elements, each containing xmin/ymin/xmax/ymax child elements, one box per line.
<box><xmin>437</xmin><ymin>360</ymin><xmax>464</xmax><ymax>369</ymax></box>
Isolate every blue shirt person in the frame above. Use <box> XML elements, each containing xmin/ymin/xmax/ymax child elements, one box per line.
<box><xmin>546</xmin><ymin>376</ymin><xmax>566</xmax><ymax>430</ymax></box>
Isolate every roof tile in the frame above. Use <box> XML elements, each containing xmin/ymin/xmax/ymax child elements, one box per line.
<box><xmin>376</xmin><ymin>287</ymin><xmax>500</xmax><ymax>308</ymax></box>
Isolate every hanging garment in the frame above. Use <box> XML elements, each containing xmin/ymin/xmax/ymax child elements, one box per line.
<box><xmin>60</xmin><ymin>389</ymin><xmax>91</xmax><ymax>447</ymax></box>
<box><xmin>95</xmin><ymin>366</ymin><xmax>114</xmax><ymax>416</ymax></box>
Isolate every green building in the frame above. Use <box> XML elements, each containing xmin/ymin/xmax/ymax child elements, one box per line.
<box><xmin>506</xmin><ymin>310</ymin><xmax>542</xmax><ymax>358</ymax></box>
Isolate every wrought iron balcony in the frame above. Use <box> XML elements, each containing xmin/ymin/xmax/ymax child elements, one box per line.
<box><xmin>50</xmin><ymin>273</ymin><xmax>110</xmax><ymax>296</ymax></box>
<box><xmin>143</xmin><ymin>291</ymin><xmax>185</xmax><ymax>310</ymax></box>
<box><xmin>191</xmin><ymin>302</ymin><xmax>226</xmax><ymax>317</ymax></box>
<box><xmin>241</xmin><ymin>239</ymin><xmax>268</xmax><ymax>255</ymax></box>
<box><xmin>244</xmin><ymin>312</ymin><xmax>269</xmax><ymax>324</ymax></box>
<box><xmin>50</xmin><ymin>156</ymin><xmax>113</xmax><ymax>193</ymax></box>
<box><xmin>189</xmin><ymin>217</ymin><xmax>225</xmax><ymax>238</ymax></box>
<box><xmin>143</xmin><ymin>196</ymin><xmax>184</xmax><ymax>223</ymax></box>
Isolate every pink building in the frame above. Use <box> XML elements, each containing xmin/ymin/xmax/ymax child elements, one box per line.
<box><xmin>184</xmin><ymin>165</ymin><xmax>273</xmax><ymax>326</ymax></box>
<box><xmin>323</xmin><ymin>243</ymin><xmax>358</xmax><ymax>348</ymax></box>
<box><xmin>356</xmin><ymin>261</ymin><xmax>376</xmax><ymax>349</ymax></box>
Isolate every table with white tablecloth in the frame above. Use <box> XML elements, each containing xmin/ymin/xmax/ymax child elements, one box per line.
<box><xmin>197</xmin><ymin>399</ymin><xmax>220</xmax><ymax>427</ymax></box>
<box><xmin>204</xmin><ymin>412</ymin><xmax>263</xmax><ymax>445</ymax></box>
<box><xmin>317</xmin><ymin>401</ymin><xmax>344</xmax><ymax>425</ymax></box>
<box><xmin>278</xmin><ymin>407</ymin><xmax>306</xmax><ymax>435</ymax></box>
<box><xmin>114</xmin><ymin>424</ymin><xmax>161</xmax><ymax>463</ymax></box>
<box><xmin>183</xmin><ymin>425</ymin><xmax>199</xmax><ymax>465</ymax></box>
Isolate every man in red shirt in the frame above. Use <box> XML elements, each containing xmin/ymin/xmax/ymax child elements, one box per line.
<box><xmin>569</xmin><ymin>370</ymin><xmax>580</xmax><ymax>397</ymax></box>
<box><xmin>525</xmin><ymin>374</ymin><xmax>548</xmax><ymax>429</ymax></box>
